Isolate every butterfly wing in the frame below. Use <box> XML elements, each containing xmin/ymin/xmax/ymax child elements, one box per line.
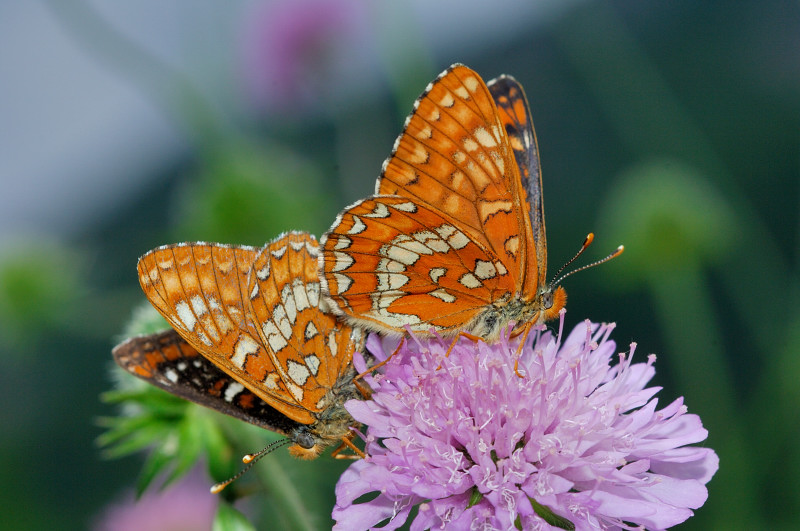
<box><xmin>488</xmin><ymin>74</ymin><xmax>547</xmax><ymax>290</ymax></box>
<box><xmin>322</xmin><ymin>64</ymin><xmax>540</xmax><ymax>336</ymax></box>
<box><xmin>245</xmin><ymin>232</ymin><xmax>361</xmax><ymax>415</ymax></box>
<box><xmin>138</xmin><ymin>239</ymin><xmax>313</xmax><ymax>424</ymax></box>
<box><xmin>321</xmin><ymin>195</ymin><xmax>514</xmax><ymax>335</ymax></box>
<box><xmin>375</xmin><ymin>64</ymin><xmax>531</xmax><ymax>278</ymax></box>
<box><xmin>112</xmin><ymin>329</ymin><xmax>304</xmax><ymax>436</ymax></box>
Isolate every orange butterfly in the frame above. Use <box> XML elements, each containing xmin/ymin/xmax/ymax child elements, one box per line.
<box><xmin>320</xmin><ymin>64</ymin><xmax>620</xmax><ymax>340</ymax></box>
<box><xmin>114</xmin><ymin>232</ymin><xmax>364</xmax><ymax>461</ymax></box>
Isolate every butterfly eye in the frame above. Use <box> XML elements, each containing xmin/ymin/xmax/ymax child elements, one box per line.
<box><xmin>294</xmin><ymin>430</ymin><xmax>317</xmax><ymax>450</ymax></box>
<box><xmin>541</xmin><ymin>290</ymin><xmax>554</xmax><ymax>310</ymax></box>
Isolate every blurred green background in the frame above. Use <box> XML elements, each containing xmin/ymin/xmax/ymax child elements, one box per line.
<box><xmin>1</xmin><ymin>1</ymin><xmax>797</xmax><ymax>529</ymax></box>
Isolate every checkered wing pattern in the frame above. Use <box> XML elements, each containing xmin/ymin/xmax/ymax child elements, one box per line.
<box><xmin>321</xmin><ymin>64</ymin><xmax>561</xmax><ymax>339</ymax></box>
<box><xmin>112</xmin><ymin>329</ymin><xmax>303</xmax><ymax>437</ymax></box>
<box><xmin>137</xmin><ymin>232</ymin><xmax>358</xmax><ymax>425</ymax></box>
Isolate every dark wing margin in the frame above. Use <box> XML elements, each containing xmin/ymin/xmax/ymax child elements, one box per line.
<box><xmin>112</xmin><ymin>329</ymin><xmax>304</xmax><ymax>436</ymax></box>
<box><xmin>488</xmin><ymin>74</ymin><xmax>547</xmax><ymax>282</ymax></box>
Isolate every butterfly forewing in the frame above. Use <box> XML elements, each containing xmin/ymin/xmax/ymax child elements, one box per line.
<box><xmin>376</xmin><ymin>65</ymin><xmax>528</xmax><ymax>275</ymax></box>
<box><xmin>488</xmin><ymin>74</ymin><xmax>547</xmax><ymax>289</ymax></box>
<box><xmin>113</xmin><ymin>329</ymin><xmax>304</xmax><ymax>436</ymax></box>
<box><xmin>322</xmin><ymin>64</ymin><xmax>558</xmax><ymax>338</ymax></box>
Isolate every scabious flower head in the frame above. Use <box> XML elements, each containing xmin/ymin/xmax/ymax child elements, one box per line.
<box><xmin>334</xmin><ymin>313</ymin><xmax>718</xmax><ymax>530</ymax></box>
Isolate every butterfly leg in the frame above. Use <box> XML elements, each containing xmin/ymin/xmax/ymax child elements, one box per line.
<box><xmin>510</xmin><ymin>322</ymin><xmax>534</xmax><ymax>378</ymax></box>
<box><xmin>331</xmin><ymin>431</ymin><xmax>366</xmax><ymax>459</ymax></box>
<box><xmin>444</xmin><ymin>331</ymin><xmax>483</xmax><ymax>358</ymax></box>
<box><xmin>354</xmin><ymin>337</ymin><xmax>406</xmax><ymax>381</ymax></box>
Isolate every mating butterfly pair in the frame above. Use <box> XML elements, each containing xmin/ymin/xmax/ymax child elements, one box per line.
<box><xmin>114</xmin><ymin>64</ymin><xmax>588</xmax><ymax>463</ymax></box>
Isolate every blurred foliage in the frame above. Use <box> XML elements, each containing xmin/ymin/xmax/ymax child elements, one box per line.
<box><xmin>3</xmin><ymin>1</ymin><xmax>797</xmax><ymax>529</ymax></box>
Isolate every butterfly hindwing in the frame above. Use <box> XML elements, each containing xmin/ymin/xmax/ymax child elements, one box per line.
<box><xmin>246</xmin><ymin>233</ymin><xmax>360</xmax><ymax>415</ymax></box>
<box><xmin>112</xmin><ymin>329</ymin><xmax>303</xmax><ymax>436</ymax></box>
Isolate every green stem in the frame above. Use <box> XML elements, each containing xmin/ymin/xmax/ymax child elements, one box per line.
<box><xmin>649</xmin><ymin>266</ymin><xmax>758</xmax><ymax>527</ymax></box>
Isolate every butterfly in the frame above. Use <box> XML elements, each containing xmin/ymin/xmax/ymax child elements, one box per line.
<box><xmin>320</xmin><ymin>64</ymin><xmax>613</xmax><ymax>341</ymax></box>
<box><xmin>113</xmin><ymin>231</ymin><xmax>365</xmax><ymax>461</ymax></box>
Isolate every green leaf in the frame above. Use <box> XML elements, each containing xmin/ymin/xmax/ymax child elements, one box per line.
<box><xmin>467</xmin><ymin>486</ymin><xmax>483</xmax><ymax>508</ymax></box>
<box><xmin>213</xmin><ymin>502</ymin><xmax>257</xmax><ymax>531</ymax></box>
<box><xmin>529</xmin><ymin>497</ymin><xmax>575</xmax><ymax>530</ymax></box>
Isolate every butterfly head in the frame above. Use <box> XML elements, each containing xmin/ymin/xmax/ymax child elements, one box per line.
<box><xmin>538</xmin><ymin>284</ymin><xmax>568</xmax><ymax>323</ymax></box>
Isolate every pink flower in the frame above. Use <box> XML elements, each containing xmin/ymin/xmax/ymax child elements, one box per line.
<box><xmin>94</xmin><ymin>469</ymin><xmax>218</xmax><ymax>531</ymax></box>
<box><xmin>334</xmin><ymin>313</ymin><xmax>719</xmax><ymax>530</ymax></box>
<box><xmin>240</xmin><ymin>0</ymin><xmax>375</xmax><ymax>116</ymax></box>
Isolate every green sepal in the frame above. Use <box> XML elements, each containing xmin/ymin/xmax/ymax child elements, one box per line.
<box><xmin>529</xmin><ymin>497</ymin><xmax>575</xmax><ymax>530</ymax></box>
<box><xmin>467</xmin><ymin>486</ymin><xmax>484</xmax><ymax>508</ymax></box>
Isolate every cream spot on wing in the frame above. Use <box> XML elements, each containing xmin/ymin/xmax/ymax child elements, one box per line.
<box><xmin>287</xmin><ymin>360</ymin><xmax>310</xmax><ymax>386</ymax></box>
<box><xmin>190</xmin><ymin>295</ymin><xmax>208</xmax><ymax>316</ymax></box>
<box><xmin>264</xmin><ymin>373</ymin><xmax>280</xmax><ymax>390</ymax></box>
<box><xmin>412</xmin><ymin>230</ymin><xmax>448</xmax><ymax>253</ymax></box>
<box><xmin>231</xmin><ymin>334</ymin><xmax>259</xmax><ymax>368</ymax></box>
<box><xmin>164</xmin><ymin>368</ymin><xmax>178</xmax><ymax>383</ymax></box>
<box><xmin>175</xmin><ymin>301</ymin><xmax>196</xmax><ymax>331</ymax></box>
<box><xmin>196</xmin><ymin>330</ymin><xmax>212</xmax><ymax>347</ymax></box>
<box><xmin>463</xmin><ymin>76</ymin><xmax>479</xmax><ymax>92</ymax></box>
<box><xmin>286</xmin><ymin>382</ymin><xmax>304</xmax><ymax>402</ymax></box>
<box><xmin>332</xmin><ymin>251</ymin><xmax>354</xmax><ymax>272</ymax></box>
<box><xmin>262</xmin><ymin>320</ymin><xmax>288</xmax><ymax>351</ymax></box>
<box><xmin>505</xmin><ymin>236</ymin><xmax>520</xmax><ymax>257</ymax></box>
<box><xmin>435</xmin><ymin>224</ymin><xmax>470</xmax><ymax>250</ymax></box>
<box><xmin>428</xmin><ymin>107</ymin><xmax>441</xmax><ymax>121</ymax></box>
<box><xmin>292</xmin><ymin>279</ymin><xmax>310</xmax><ymax>312</ymax></box>
<box><xmin>377</xmin><ymin>272</ymin><xmax>409</xmax><ymax>291</ymax></box>
<box><xmin>347</xmin><ymin>215</ymin><xmax>366</xmax><ymax>235</ymax></box>
<box><xmin>327</xmin><ymin>331</ymin><xmax>338</xmax><ymax>358</ymax></box>
<box><xmin>334</xmin><ymin>236</ymin><xmax>351</xmax><ymax>250</ymax></box>
<box><xmin>376</xmin><ymin>307</ymin><xmax>421</xmax><ymax>327</ymax></box>
<box><xmin>459</xmin><ymin>273</ymin><xmax>482</xmax><ymax>289</ymax></box>
<box><xmin>496</xmin><ymin>261</ymin><xmax>508</xmax><ymax>276</ymax></box>
<box><xmin>478</xmin><ymin>199</ymin><xmax>513</xmax><ymax>220</ymax></box>
<box><xmin>305</xmin><ymin>355</ymin><xmax>320</xmax><ymax>376</ymax></box>
<box><xmin>250</xmin><ymin>283</ymin><xmax>259</xmax><ymax>300</ymax></box>
<box><xmin>439</xmin><ymin>92</ymin><xmax>455</xmax><ymax>107</ymax></box>
<box><xmin>391</xmin><ymin>201</ymin><xmax>417</xmax><ymax>213</ymax></box>
<box><xmin>454</xmin><ymin>86</ymin><xmax>469</xmax><ymax>99</ymax></box>
<box><xmin>306</xmin><ymin>281</ymin><xmax>320</xmax><ymax>306</ymax></box>
<box><xmin>463</xmin><ymin>138</ymin><xmax>478</xmax><ymax>152</ymax></box>
<box><xmin>281</xmin><ymin>285</ymin><xmax>297</xmax><ymax>324</ymax></box>
<box><xmin>385</xmin><ymin>246</ymin><xmax>420</xmax><ymax>266</ymax></box>
<box><xmin>334</xmin><ymin>273</ymin><xmax>352</xmax><ymax>294</ymax></box>
<box><xmin>430</xmin><ymin>288</ymin><xmax>456</xmax><ymax>303</ymax></box>
<box><xmin>156</xmin><ymin>256</ymin><xmax>173</xmax><ymax>269</ymax></box>
<box><xmin>474</xmin><ymin>260</ymin><xmax>497</xmax><ymax>280</ymax></box>
<box><xmin>289</xmin><ymin>239</ymin><xmax>305</xmax><ymax>252</ymax></box>
<box><xmin>304</xmin><ymin>321</ymin><xmax>318</xmax><ymax>340</ymax></box>
<box><xmin>364</xmin><ymin>202</ymin><xmax>390</xmax><ymax>218</ymax></box>
<box><xmin>377</xmin><ymin>258</ymin><xmax>406</xmax><ymax>274</ymax></box>
<box><xmin>429</xmin><ymin>267</ymin><xmax>446</xmax><ymax>283</ymax></box>
<box><xmin>271</xmin><ymin>245</ymin><xmax>287</xmax><ymax>260</ymax></box>
<box><xmin>256</xmin><ymin>263</ymin><xmax>270</xmax><ymax>280</ymax></box>
<box><xmin>417</xmin><ymin>125</ymin><xmax>433</xmax><ymax>139</ymax></box>
<box><xmin>452</xmin><ymin>151</ymin><xmax>466</xmax><ymax>164</ymax></box>
<box><xmin>406</xmin><ymin>143</ymin><xmax>429</xmax><ymax>164</ymax></box>
<box><xmin>474</xmin><ymin>127</ymin><xmax>497</xmax><ymax>148</ymax></box>
<box><xmin>273</xmin><ymin>304</ymin><xmax>292</xmax><ymax>335</ymax></box>
<box><xmin>224</xmin><ymin>381</ymin><xmax>244</xmax><ymax>403</ymax></box>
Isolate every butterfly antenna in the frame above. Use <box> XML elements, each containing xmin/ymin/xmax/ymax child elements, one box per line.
<box><xmin>550</xmin><ymin>233</ymin><xmax>624</xmax><ymax>287</ymax></box>
<box><xmin>210</xmin><ymin>438</ymin><xmax>292</xmax><ymax>494</ymax></box>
